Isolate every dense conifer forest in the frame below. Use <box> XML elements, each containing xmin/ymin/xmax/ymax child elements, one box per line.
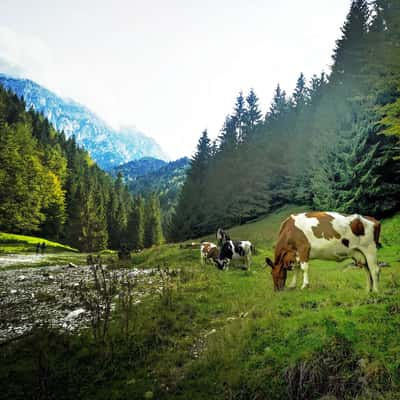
<box><xmin>0</xmin><ymin>87</ymin><xmax>163</xmax><ymax>251</ymax></box>
<box><xmin>169</xmin><ymin>0</ymin><xmax>400</xmax><ymax>241</ymax></box>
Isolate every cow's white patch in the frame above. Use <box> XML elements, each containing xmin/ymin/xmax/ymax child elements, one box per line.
<box><xmin>288</xmin><ymin>212</ymin><xmax>380</xmax><ymax>292</ymax></box>
<box><xmin>292</xmin><ymin>213</ymin><xmax>377</xmax><ymax>261</ymax></box>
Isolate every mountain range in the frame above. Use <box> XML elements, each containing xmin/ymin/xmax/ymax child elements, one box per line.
<box><xmin>112</xmin><ymin>157</ymin><xmax>190</xmax><ymax>220</ymax></box>
<box><xmin>0</xmin><ymin>73</ymin><xmax>168</xmax><ymax>170</ymax></box>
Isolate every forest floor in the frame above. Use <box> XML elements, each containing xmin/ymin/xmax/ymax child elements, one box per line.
<box><xmin>2</xmin><ymin>206</ymin><xmax>400</xmax><ymax>400</ymax></box>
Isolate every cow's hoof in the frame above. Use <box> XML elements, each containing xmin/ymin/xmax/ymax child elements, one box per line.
<box><xmin>288</xmin><ymin>286</ymin><xmax>297</xmax><ymax>290</ymax></box>
<box><xmin>301</xmin><ymin>284</ymin><xmax>309</xmax><ymax>290</ymax></box>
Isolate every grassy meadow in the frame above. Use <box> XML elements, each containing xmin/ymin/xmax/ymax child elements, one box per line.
<box><xmin>0</xmin><ymin>232</ymin><xmax>78</xmax><ymax>254</ymax></box>
<box><xmin>2</xmin><ymin>207</ymin><xmax>400</xmax><ymax>399</ymax></box>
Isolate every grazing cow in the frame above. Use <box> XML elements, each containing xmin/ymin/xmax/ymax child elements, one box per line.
<box><xmin>200</xmin><ymin>242</ymin><xmax>219</xmax><ymax>265</ymax></box>
<box><xmin>215</xmin><ymin>228</ymin><xmax>253</xmax><ymax>270</ymax></box>
<box><xmin>216</xmin><ymin>228</ymin><xmax>230</xmax><ymax>246</ymax></box>
<box><xmin>266</xmin><ymin>212</ymin><xmax>381</xmax><ymax>292</ymax></box>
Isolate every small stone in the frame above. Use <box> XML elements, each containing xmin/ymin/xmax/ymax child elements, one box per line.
<box><xmin>66</xmin><ymin>308</ymin><xmax>85</xmax><ymax>320</ymax></box>
<box><xmin>378</xmin><ymin>262</ymin><xmax>390</xmax><ymax>268</ymax></box>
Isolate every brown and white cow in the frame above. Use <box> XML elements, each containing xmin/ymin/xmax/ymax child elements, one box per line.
<box><xmin>266</xmin><ymin>212</ymin><xmax>381</xmax><ymax>292</ymax></box>
<box><xmin>200</xmin><ymin>242</ymin><xmax>219</xmax><ymax>265</ymax></box>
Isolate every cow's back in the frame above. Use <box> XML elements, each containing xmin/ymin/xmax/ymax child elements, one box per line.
<box><xmin>292</xmin><ymin>212</ymin><xmax>378</xmax><ymax>260</ymax></box>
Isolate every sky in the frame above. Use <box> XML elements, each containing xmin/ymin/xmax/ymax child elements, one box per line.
<box><xmin>0</xmin><ymin>0</ymin><xmax>351</xmax><ymax>159</ymax></box>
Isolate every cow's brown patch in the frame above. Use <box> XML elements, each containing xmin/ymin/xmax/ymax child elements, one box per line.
<box><xmin>207</xmin><ymin>247</ymin><xmax>219</xmax><ymax>260</ymax></box>
<box><xmin>201</xmin><ymin>243</ymin><xmax>212</xmax><ymax>253</ymax></box>
<box><xmin>364</xmin><ymin>216</ymin><xmax>381</xmax><ymax>246</ymax></box>
<box><xmin>271</xmin><ymin>216</ymin><xmax>311</xmax><ymax>290</ymax></box>
<box><xmin>342</xmin><ymin>238</ymin><xmax>349</xmax><ymax>247</ymax></box>
<box><xmin>275</xmin><ymin>216</ymin><xmax>310</xmax><ymax>264</ymax></box>
<box><xmin>350</xmin><ymin>218</ymin><xmax>365</xmax><ymax>236</ymax></box>
<box><xmin>305</xmin><ymin>212</ymin><xmax>341</xmax><ymax>240</ymax></box>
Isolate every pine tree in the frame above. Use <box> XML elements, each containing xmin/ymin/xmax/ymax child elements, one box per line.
<box><xmin>331</xmin><ymin>0</ymin><xmax>370</xmax><ymax>84</ymax></box>
<box><xmin>266</xmin><ymin>84</ymin><xmax>288</xmax><ymax>121</ymax></box>
<box><xmin>292</xmin><ymin>73</ymin><xmax>308</xmax><ymax>110</ymax></box>
<box><xmin>243</xmin><ymin>88</ymin><xmax>262</xmax><ymax>139</ymax></box>
<box><xmin>218</xmin><ymin>116</ymin><xmax>237</xmax><ymax>153</ymax></box>
<box><xmin>143</xmin><ymin>194</ymin><xmax>163</xmax><ymax>247</ymax></box>
<box><xmin>127</xmin><ymin>195</ymin><xmax>144</xmax><ymax>250</ymax></box>
<box><xmin>170</xmin><ymin>130</ymin><xmax>213</xmax><ymax>240</ymax></box>
<box><xmin>107</xmin><ymin>172</ymin><xmax>129</xmax><ymax>249</ymax></box>
<box><xmin>77</xmin><ymin>168</ymin><xmax>108</xmax><ymax>252</ymax></box>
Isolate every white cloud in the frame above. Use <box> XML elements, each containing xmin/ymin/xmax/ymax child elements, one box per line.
<box><xmin>0</xmin><ymin>26</ymin><xmax>55</xmax><ymax>85</ymax></box>
<box><xmin>0</xmin><ymin>0</ymin><xmax>350</xmax><ymax>160</ymax></box>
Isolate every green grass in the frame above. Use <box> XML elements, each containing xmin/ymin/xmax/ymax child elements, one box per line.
<box><xmin>2</xmin><ymin>207</ymin><xmax>400</xmax><ymax>399</ymax></box>
<box><xmin>0</xmin><ymin>231</ymin><xmax>78</xmax><ymax>253</ymax></box>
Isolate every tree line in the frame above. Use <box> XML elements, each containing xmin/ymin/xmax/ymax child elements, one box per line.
<box><xmin>169</xmin><ymin>0</ymin><xmax>400</xmax><ymax>241</ymax></box>
<box><xmin>0</xmin><ymin>87</ymin><xmax>163</xmax><ymax>251</ymax></box>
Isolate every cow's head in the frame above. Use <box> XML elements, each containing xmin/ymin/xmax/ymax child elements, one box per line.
<box><xmin>214</xmin><ymin>257</ymin><xmax>229</xmax><ymax>270</ymax></box>
<box><xmin>266</xmin><ymin>251</ymin><xmax>295</xmax><ymax>291</ymax></box>
<box><xmin>216</xmin><ymin>228</ymin><xmax>230</xmax><ymax>246</ymax></box>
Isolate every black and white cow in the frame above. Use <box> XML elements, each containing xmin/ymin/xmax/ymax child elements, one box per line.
<box><xmin>214</xmin><ymin>228</ymin><xmax>253</xmax><ymax>270</ymax></box>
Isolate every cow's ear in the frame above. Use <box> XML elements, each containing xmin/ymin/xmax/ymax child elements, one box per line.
<box><xmin>265</xmin><ymin>257</ymin><xmax>274</xmax><ymax>268</ymax></box>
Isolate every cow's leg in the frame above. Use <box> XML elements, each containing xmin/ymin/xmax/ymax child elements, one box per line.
<box><xmin>363</xmin><ymin>264</ymin><xmax>373</xmax><ymax>292</ymax></box>
<box><xmin>364</xmin><ymin>250</ymin><xmax>380</xmax><ymax>293</ymax></box>
<box><xmin>288</xmin><ymin>266</ymin><xmax>299</xmax><ymax>289</ymax></box>
<box><xmin>300</xmin><ymin>262</ymin><xmax>310</xmax><ymax>289</ymax></box>
<box><xmin>245</xmin><ymin>253</ymin><xmax>251</xmax><ymax>270</ymax></box>
<box><xmin>200</xmin><ymin>253</ymin><xmax>205</xmax><ymax>265</ymax></box>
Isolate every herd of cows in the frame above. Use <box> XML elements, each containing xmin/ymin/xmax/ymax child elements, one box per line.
<box><xmin>200</xmin><ymin>211</ymin><xmax>382</xmax><ymax>292</ymax></box>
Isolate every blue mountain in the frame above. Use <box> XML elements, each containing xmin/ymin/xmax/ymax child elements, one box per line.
<box><xmin>112</xmin><ymin>156</ymin><xmax>190</xmax><ymax>218</ymax></box>
<box><xmin>0</xmin><ymin>73</ymin><xmax>169</xmax><ymax>170</ymax></box>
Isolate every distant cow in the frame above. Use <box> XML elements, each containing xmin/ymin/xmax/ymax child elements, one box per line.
<box><xmin>215</xmin><ymin>228</ymin><xmax>253</xmax><ymax>270</ymax></box>
<box><xmin>266</xmin><ymin>212</ymin><xmax>381</xmax><ymax>292</ymax></box>
<box><xmin>216</xmin><ymin>228</ymin><xmax>230</xmax><ymax>246</ymax></box>
<box><xmin>200</xmin><ymin>242</ymin><xmax>219</xmax><ymax>265</ymax></box>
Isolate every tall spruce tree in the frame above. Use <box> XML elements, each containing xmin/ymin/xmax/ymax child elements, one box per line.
<box><xmin>144</xmin><ymin>194</ymin><xmax>163</xmax><ymax>247</ymax></box>
<box><xmin>265</xmin><ymin>84</ymin><xmax>288</xmax><ymax>122</ymax></box>
<box><xmin>127</xmin><ymin>195</ymin><xmax>144</xmax><ymax>250</ymax></box>
<box><xmin>331</xmin><ymin>0</ymin><xmax>369</xmax><ymax>84</ymax></box>
<box><xmin>243</xmin><ymin>88</ymin><xmax>262</xmax><ymax>139</ymax></box>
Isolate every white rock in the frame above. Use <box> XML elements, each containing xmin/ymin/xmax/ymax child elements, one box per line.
<box><xmin>65</xmin><ymin>308</ymin><xmax>85</xmax><ymax>320</ymax></box>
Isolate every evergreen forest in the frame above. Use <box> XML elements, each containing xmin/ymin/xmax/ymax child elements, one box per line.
<box><xmin>170</xmin><ymin>0</ymin><xmax>400</xmax><ymax>241</ymax></box>
<box><xmin>0</xmin><ymin>87</ymin><xmax>163</xmax><ymax>251</ymax></box>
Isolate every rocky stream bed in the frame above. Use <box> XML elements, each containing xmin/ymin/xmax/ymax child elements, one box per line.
<box><xmin>0</xmin><ymin>254</ymin><xmax>161</xmax><ymax>344</ymax></box>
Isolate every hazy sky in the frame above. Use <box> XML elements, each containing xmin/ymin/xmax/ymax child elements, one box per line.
<box><xmin>0</xmin><ymin>0</ymin><xmax>351</xmax><ymax>159</ymax></box>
